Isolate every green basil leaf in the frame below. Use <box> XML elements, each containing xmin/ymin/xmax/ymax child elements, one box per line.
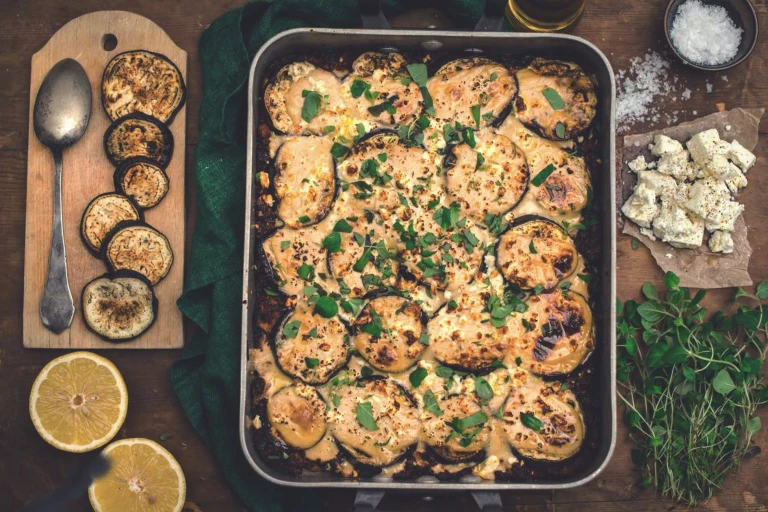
<box><xmin>520</xmin><ymin>412</ymin><xmax>542</xmax><ymax>431</ymax></box>
<box><xmin>409</xmin><ymin>367</ymin><xmax>428</xmax><ymax>387</ymax></box>
<box><xmin>331</xmin><ymin>142</ymin><xmax>349</xmax><ymax>159</ymax></box>
<box><xmin>471</xmin><ymin>104</ymin><xmax>481</xmax><ymax>128</ymax></box>
<box><xmin>423</xmin><ymin>389</ymin><xmax>443</xmax><ymax>416</ymax></box>
<box><xmin>323</xmin><ymin>232</ymin><xmax>341</xmax><ymax>253</ymax></box>
<box><xmin>555</xmin><ymin>121</ymin><xmax>566</xmax><ymax>139</ymax></box>
<box><xmin>313</xmin><ymin>296</ymin><xmax>338</xmax><ymax>318</ymax></box>
<box><xmin>350</xmin><ymin>79</ymin><xmax>370</xmax><ymax>98</ymax></box>
<box><xmin>406</xmin><ymin>63</ymin><xmax>428</xmax><ymax>87</ymax></box>
<box><xmin>281</xmin><ymin>320</ymin><xmax>301</xmax><ymax>339</ymax></box>
<box><xmin>475</xmin><ymin>377</ymin><xmax>494</xmax><ymax>400</ymax></box>
<box><xmin>301</xmin><ymin>90</ymin><xmax>323</xmax><ymax>122</ymax></box>
<box><xmin>542</xmin><ymin>87</ymin><xmax>565</xmax><ymax>110</ymax></box>
<box><xmin>305</xmin><ymin>357</ymin><xmax>319</xmax><ymax>368</ymax></box>
<box><xmin>356</xmin><ymin>402</ymin><xmax>379</xmax><ymax>431</ymax></box>
<box><xmin>530</xmin><ymin>163</ymin><xmax>556</xmax><ymax>187</ymax></box>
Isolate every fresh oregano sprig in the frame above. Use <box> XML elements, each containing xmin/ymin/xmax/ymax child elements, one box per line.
<box><xmin>617</xmin><ymin>271</ymin><xmax>768</xmax><ymax>505</ymax></box>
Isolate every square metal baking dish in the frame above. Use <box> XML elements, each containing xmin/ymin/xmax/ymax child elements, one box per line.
<box><xmin>240</xmin><ymin>27</ymin><xmax>617</xmax><ymax>493</ymax></box>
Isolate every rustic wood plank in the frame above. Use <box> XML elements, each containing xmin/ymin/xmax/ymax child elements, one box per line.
<box><xmin>22</xmin><ymin>11</ymin><xmax>187</xmax><ymax>349</ymax></box>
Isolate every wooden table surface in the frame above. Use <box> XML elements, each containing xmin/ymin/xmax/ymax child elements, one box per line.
<box><xmin>1</xmin><ymin>1</ymin><xmax>766</xmax><ymax>511</ymax></box>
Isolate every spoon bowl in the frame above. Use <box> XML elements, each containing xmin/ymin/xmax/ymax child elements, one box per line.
<box><xmin>33</xmin><ymin>58</ymin><xmax>92</xmax><ymax>333</ymax></box>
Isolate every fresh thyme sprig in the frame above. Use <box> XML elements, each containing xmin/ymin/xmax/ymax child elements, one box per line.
<box><xmin>617</xmin><ymin>272</ymin><xmax>768</xmax><ymax>505</ymax></box>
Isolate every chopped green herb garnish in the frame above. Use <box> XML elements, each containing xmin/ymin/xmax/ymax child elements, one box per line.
<box><xmin>301</xmin><ymin>90</ymin><xmax>323</xmax><ymax>122</ymax></box>
<box><xmin>475</xmin><ymin>377</ymin><xmax>494</xmax><ymax>400</ymax></box>
<box><xmin>331</xmin><ymin>143</ymin><xmax>349</xmax><ymax>159</ymax></box>
<box><xmin>323</xmin><ymin>232</ymin><xmax>341</xmax><ymax>253</ymax></box>
<box><xmin>423</xmin><ymin>389</ymin><xmax>443</xmax><ymax>416</ymax></box>
<box><xmin>531</xmin><ymin>163</ymin><xmax>556</xmax><ymax>187</ymax></box>
<box><xmin>555</xmin><ymin>121</ymin><xmax>566</xmax><ymax>139</ymax></box>
<box><xmin>305</xmin><ymin>357</ymin><xmax>319</xmax><ymax>368</ymax></box>
<box><xmin>313</xmin><ymin>296</ymin><xmax>338</xmax><ymax>318</ymax></box>
<box><xmin>297</xmin><ymin>264</ymin><xmax>314</xmax><ymax>281</ymax></box>
<box><xmin>280</xmin><ymin>240</ymin><xmax>291</xmax><ymax>250</ymax></box>
<box><xmin>350</xmin><ymin>79</ymin><xmax>371</xmax><ymax>99</ymax></box>
<box><xmin>542</xmin><ymin>87</ymin><xmax>565</xmax><ymax>110</ymax></box>
<box><xmin>520</xmin><ymin>412</ymin><xmax>543</xmax><ymax>431</ymax></box>
<box><xmin>356</xmin><ymin>402</ymin><xmax>378</xmax><ymax>431</ymax></box>
<box><xmin>409</xmin><ymin>367</ymin><xmax>428</xmax><ymax>387</ymax></box>
<box><xmin>471</xmin><ymin>104</ymin><xmax>481</xmax><ymax>128</ymax></box>
<box><xmin>282</xmin><ymin>320</ymin><xmax>301</xmax><ymax>339</ymax></box>
<box><xmin>297</xmin><ymin>215</ymin><xmax>311</xmax><ymax>224</ymax></box>
<box><xmin>529</xmin><ymin>239</ymin><xmax>537</xmax><ymax>254</ymax></box>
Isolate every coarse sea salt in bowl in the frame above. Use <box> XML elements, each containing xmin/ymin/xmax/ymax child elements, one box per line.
<box><xmin>664</xmin><ymin>0</ymin><xmax>758</xmax><ymax>71</ymax></box>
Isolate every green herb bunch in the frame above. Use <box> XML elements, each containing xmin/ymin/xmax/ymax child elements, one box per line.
<box><xmin>617</xmin><ymin>272</ymin><xmax>768</xmax><ymax>505</ymax></box>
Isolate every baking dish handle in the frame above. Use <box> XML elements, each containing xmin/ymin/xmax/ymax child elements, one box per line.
<box><xmin>353</xmin><ymin>490</ymin><xmax>503</xmax><ymax>511</ymax></box>
<box><xmin>359</xmin><ymin>0</ymin><xmax>506</xmax><ymax>32</ymax></box>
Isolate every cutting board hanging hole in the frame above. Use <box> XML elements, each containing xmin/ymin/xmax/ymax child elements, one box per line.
<box><xmin>102</xmin><ymin>34</ymin><xmax>117</xmax><ymax>51</ymax></box>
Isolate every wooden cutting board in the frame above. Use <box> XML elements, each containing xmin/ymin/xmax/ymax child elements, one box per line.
<box><xmin>23</xmin><ymin>11</ymin><xmax>187</xmax><ymax>349</ymax></box>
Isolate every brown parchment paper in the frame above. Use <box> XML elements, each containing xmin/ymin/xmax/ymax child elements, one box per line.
<box><xmin>619</xmin><ymin>108</ymin><xmax>764</xmax><ymax>289</ymax></box>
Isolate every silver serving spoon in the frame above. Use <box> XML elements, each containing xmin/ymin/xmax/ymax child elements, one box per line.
<box><xmin>33</xmin><ymin>58</ymin><xmax>92</xmax><ymax>333</ymax></box>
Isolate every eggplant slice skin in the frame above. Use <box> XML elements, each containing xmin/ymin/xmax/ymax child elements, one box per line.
<box><xmin>102</xmin><ymin>221</ymin><xmax>174</xmax><ymax>285</ymax></box>
<box><xmin>445</xmin><ymin>132</ymin><xmax>529</xmax><ymax>223</ymax></box>
<box><xmin>265</xmin><ymin>61</ymin><xmax>347</xmax><ymax>135</ymax></box>
<box><xmin>101</xmin><ymin>50</ymin><xmax>186</xmax><ymax>124</ymax></box>
<box><xmin>513</xmin><ymin>58</ymin><xmax>597</xmax><ymax>141</ymax></box>
<box><xmin>329</xmin><ymin>377</ymin><xmax>420</xmax><ymax>467</ymax></box>
<box><xmin>351</xmin><ymin>295</ymin><xmax>426</xmax><ymax>373</ymax></box>
<box><xmin>513</xmin><ymin>290</ymin><xmax>594</xmax><ymax>376</ymax></box>
<box><xmin>273</xmin><ymin>136</ymin><xmax>336</xmax><ymax>227</ymax></box>
<box><xmin>501</xmin><ymin>378</ymin><xmax>585</xmax><ymax>461</ymax></box>
<box><xmin>104</xmin><ymin>112</ymin><xmax>174</xmax><ymax>168</ymax></box>
<box><xmin>496</xmin><ymin>218</ymin><xmax>578</xmax><ymax>291</ymax></box>
<box><xmin>427</xmin><ymin>57</ymin><xmax>517</xmax><ymax>129</ymax></box>
<box><xmin>80</xmin><ymin>192</ymin><xmax>142</xmax><ymax>254</ymax></box>
<box><xmin>267</xmin><ymin>383</ymin><xmax>328</xmax><ymax>450</ymax></box>
<box><xmin>113</xmin><ymin>158</ymin><xmax>170</xmax><ymax>209</ymax></box>
<box><xmin>422</xmin><ymin>394</ymin><xmax>490</xmax><ymax>463</ymax></box>
<box><xmin>343</xmin><ymin>52</ymin><xmax>423</xmax><ymax>127</ymax></box>
<box><xmin>261</xmin><ymin>226</ymin><xmax>328</xmax><ymax>298</ymax></box>
<box><xmin>81</xmin><ymin>269</ymin><xmax>157</xmax><ymax>342</ymax></box>
<box><xmin>273</xmin><ymin>307</ymin><xmax>350</xmax><ymax>385</ymax></box>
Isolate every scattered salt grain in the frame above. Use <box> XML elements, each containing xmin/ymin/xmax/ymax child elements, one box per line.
<box><xmin>706</xmin><ymin>82</ymin><xmax>713</xmax><ymax>93</ymax></box>
<box><xmin>616</xmin><ymin>52</ymin><xmax>689</xmax><ymax>132</ymax></box>
<box><xmin>682</xmin><ymin>88</ymin><xmax>692</xmax><ymax>100</ymax></box>
<box><xmin>721</xmin><ymin>75</ymin><xmax>729</xmax><ymax>82</ymax></box>
<box><xmin>669</xmin><ymin>0</ymin><xmax>742</xmax><ymax>66</ymax></box>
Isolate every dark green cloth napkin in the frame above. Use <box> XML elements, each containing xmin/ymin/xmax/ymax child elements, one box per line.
<box><xmin>171</xmin><ymin>1</ymin><xmax>493</xmax><ymax>510</ymax></box>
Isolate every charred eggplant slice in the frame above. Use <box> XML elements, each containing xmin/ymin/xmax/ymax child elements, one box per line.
<box><xmin>430</xmin><ymin>285</ymin><xmax>523</xmax><ymax>373</ymax></box>
<box><xmin>427</xmin><ymin>57</ymin><xmax>517</xmax><ymax>128</ymax></box>
<box><xmin>264</xmin><ymin>61</ymin><xmax>347</xmax><ymax>135</ymax></box>
<box><xmin>496</xmin><ymin>218</ymin><xmax>578</xmax><ymax>291</ymax></box>
<box><xmin>104</xmin><ymin>113</ymin><xmax>174</xmax><ymax>168</ymax></box>
<box><xmin>513</xmin><ymin>58</ymin><xmax>597</xmax><ymax>141</ymax></box>
<box><xmin>351</xmin><ymin>295</ymin><xmax>426</xmax><ymax>373</ymax></box>
<box><xmin>267</xmin><ymin>383</ymin><xmax>328</xmax><ymax>450</ymax></box>
<box><xmin>261</xmin><ymin>226</ymin><xmax>327</xmax><ymax>298</ymax></box>
<box><xmin>513</xmin><ymin>291</ymin><xmax>594</xmax><ymax>376</ymax></box>
<box><xmin>273</xmin><ymin>136</ymin><xmax>336</xmax><ymax>227</ymax></box>
<box><xmin>528</xmin><ymin>150</ymin><xmax>591</xmax><ymax>217</ymax></box>
<box><xmin>80</xmin><ymin>192</ymin><xmax>142</xmax><ymax>254</ymax></box>
<box><xmin>273</xmin><ymin>306</ymin><xmax>350</xmax><ymax>385</ymax></box>
<box><xmin>423</xmin><ymin>394</ymin><xmax>490</xmax><ymax>463</ymax></box>
<box><xmin>102</xmin><ymin>221</ymin><xmax>174</xmax><ymax>285</ymax></box>
<box><xmin>344</xmin><ymin>52</ymin><xmax>423</xmax><ymax>127</ymax></box>
<box><xmin>445</xmin><ymin>132</ymin><xmax>529</xmax><ymax>222</ymax></box>
<box><xmin>329</xmin><ymin>376</ymin><xmax>420</xmax><ymax>467</ymax></box>
<box><xmin>81</xmin><ymin>270</ymin><xmax>157</xmax><ymax>342</ymax></box>
<box><xmin>101</xmin><ymin>50</ymin><xmax>186</xmax><ymax>124</ymax></box>
<box><xmin>113</xmin><ymin>158</ymin><xmax>170</xmax><ymax>209</ymax></box>
<box><xmin>501</xmin><ymin>378</ymin><xmax>585</xmax><ymax>461</ymax></box>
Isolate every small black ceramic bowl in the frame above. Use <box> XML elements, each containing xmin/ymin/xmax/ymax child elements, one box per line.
<box><xmin>664</xmin><ymin>0</ymin><xmax>759</xmax><ymax>71</ymax></box>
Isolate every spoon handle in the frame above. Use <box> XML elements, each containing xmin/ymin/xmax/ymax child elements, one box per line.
<box><xmin>40</xmin><ymin>148</ymin><xmax>75</xmax><ymax>334</ymax></box>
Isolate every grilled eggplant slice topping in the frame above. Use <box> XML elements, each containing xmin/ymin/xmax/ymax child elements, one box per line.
<box><xmin>427</xmin><ymin>58</ymin><xmax>517</xmax><ymax>128</ymax></box>
<box><xmin>431</xmin><ymin>285</ymin><xmax>523</xmax><ymax>373</ymax></box>
<box><xmin>423</xmin><ymin>394</ymin><xmax>490</xmax><ymax>463</ymax></box>
<box><xmin>81</xmin><ymin>270</ymin><xmax>157</xmax><ymax>341</ymax></box>
<box><xmin>104</xmin><ymin>113</ymin><xmax>174</xmax><ymax>168</ymax></box>
<box><xmin>273</xmin><ymin>307</ymin><xmax>350</xmax><ymax>385</ymax></box>
<box><xmin>528</xmin><ymin>152</ymin><xmax>591</xmax><ymax>216</ymax></box>
<box><xmin>513</xmin><ymin>291</ymin><xmax>594</xmax><ymax>376</ymax></box>
<box><xmin>80</xmin><ymin>193</ymin><xmax>142</xmax><ymax>253</ymax></box>
<box><xmin>113</xmin><ymin>158</ymin><xmax>169</xmax><ymax>209</ymax></box>
<box><xmin>502</xmin><ymin>378</ymin><xmax>585</xmax><ymax>461</ymax></box>
<box><xmin>265</xmin><ymin>62</ymin><xmax>347</xmax><ymax>135</ymax></box>
<box><xmin>274</xmin><ymin>136</ymin><xmax>336</xmax><ymax>227</ymax></box>
<box><xmin>344</xmin><ymin>52</ymin><xmax>423</xmax><ymax>127</ymax></box>
<box><xmin>445</xmin><ymin>132</ymin><xmax>529</xmax><ymax>222</ymax></box>
<box><xmin>262</xmin><ymin>226</ymin><xmax>327</xmax><ymax>298</ymax></box>
<box><xmin>102</xmin><ymin>50</ymin><xmax>186</xmax><ymax>124</ymax></box>
<box><xmin>267</xmin><ymin>383</ymin><xmax>328</xmax><ymax>450</ymax></box>
<box><xmin>496</xmin><ymin>218</ymin><xmax>577</xmax><ymax>291</ymax></box>
<box><xmin>513</xmin><ymin>58</ymin><xmax>597</xmax><ymax>140</ymax></box>
<box><xmin>102</xmin><ymin>222</ymin><xmax>174</xmax><ymax>285</ymax></box>
<box><xmin>329</xmin><ymin>377</ymin><xmax>420</xmax><ymax>467</ymax></box>
<box><xmin>351</xmin><ymin>295</ymin><xmax>426</xmax><ymax>373</ymax></box>
<box><xmin>327</xmin><ymin>228</ymin><xmax>398</xmax><ymax>298</ymax></box>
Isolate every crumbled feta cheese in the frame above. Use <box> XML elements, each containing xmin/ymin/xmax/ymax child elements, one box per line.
<box><xmin>708</xmin><ymin>230</ymin><xmax>734</xmax><ymax>254</ymax></box>
<box><xmin>704</xmin><ymin>154</ymin><xmax>733</xmax><ymax>180</ymax></box>
<box><xmin>686</xmin><ymin>129</ymin><xmax>722</xmax><ymax>164</ymax></box>
<box><xmin>727</xmin><ymin>140</ymin><xmax>756</xmax><ymax>172</ymax></box>
<box><xmin>652</xmin><ymin>196</ymin><xmax>705</xmax><ymax>249</ymax></box>
<box><xmin>638</xmin><ymin>170</ymin><xmax>677</xmax><ymax>196</ymax></box>
<box><xmin>656</xmin><ymin>150</ymin><xmax>695</xmax><ymax>181</ymax></box>
<box><xmin>627</xmin><ymin>155</ymin><xmax>648</xmax><ymax>173</ymax></box>
<box><xmin>724</xmin><ymin>164</ymin><xmax>747</xmax><ymax>195</ymax></box>
<box><xmin>640</xmin><ymin>227</ymin><xmax>657</xmax><ymax>241</ymax></box>
<box><xmin>622</xmin><ymin>183</ymin><xmax>658</xmax><ymax>228</ymax></box>
<box><xmin>684</xmin><ymin>177</ymin><xmax>743</xmax><ymax>231</ymax></box>
<box><xmin>473</xmin><ymin>455</ymin><xmax>500</xmax><ymax>480</ymax></box>
<box><xmin>649</xmin><ymin>134</ymin><xmax>684</xmax><ymax>157</ymax></box>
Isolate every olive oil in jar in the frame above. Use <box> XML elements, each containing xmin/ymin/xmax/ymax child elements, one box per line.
<box><xmin>506</xmin><ymin>0</ymin><xmax>586</xmax><ymax>32</ymax></box>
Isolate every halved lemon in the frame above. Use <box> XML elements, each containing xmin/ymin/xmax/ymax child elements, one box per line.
<box><xmin>29</xmin><ymin>351</ymin><xmax>128</xmax><ymax>452</ymax></box>
<box><xmin>89</xmin><ymin>438</ymin><xmax>186</xmax><ymax>512</ymax></box>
